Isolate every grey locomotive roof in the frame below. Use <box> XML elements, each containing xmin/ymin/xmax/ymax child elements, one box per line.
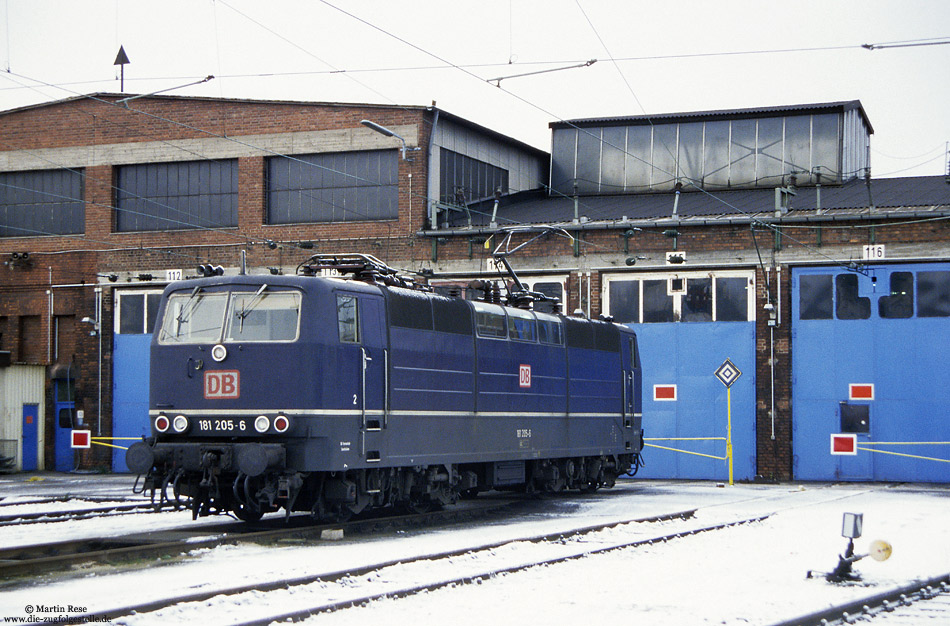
<box><xmin>445</xmin><ymin>175</ymin><xmax>950</xmax><ymax>230</ymax></box>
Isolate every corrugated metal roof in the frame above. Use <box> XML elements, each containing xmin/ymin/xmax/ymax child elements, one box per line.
<box><xmin>447</xmin><ymin>176</ymin><xmax>950</xmax><ymax>229</ymax></box>
<box><xmin>550</xmin><ymin>100</ymin><xmax>872</xmax><ymax>134</ymax></box>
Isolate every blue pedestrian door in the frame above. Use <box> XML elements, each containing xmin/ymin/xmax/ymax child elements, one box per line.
<box><xmin>53</xmin><ymin>380</ymin><xmax>76</xmax><ymax>472</ymax></box>
<box><xmin>21</xmin><ymin>404</ymin><xmax>39</xmax><ymax>471</ymax></box>
<box><xmin>112</xmin><ymin>290</ymin><xmax>163</xmax><ymax>472</ymax></box>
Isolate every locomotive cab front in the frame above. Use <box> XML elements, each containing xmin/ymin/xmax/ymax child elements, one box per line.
<box><xmin>128</xmin><ymin>275</ymin><xmax>318</xmax><ymax>520</ymax></box>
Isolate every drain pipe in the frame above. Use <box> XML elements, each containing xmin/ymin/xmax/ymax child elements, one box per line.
<box><xmin>770</xmin><ymin>323</ymin><xmax>776</xmax><ymax>440</ymax></box>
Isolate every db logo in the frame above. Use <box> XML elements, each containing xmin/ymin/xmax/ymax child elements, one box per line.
<box><xmin>205</xmin><ymin>370</ymin><xmax>240</xmax><ymax>399</ymax></box>
<box><xmin>519</xmin><ymin>364</ymin><xmax>531</xmax><ymax>388</ymax></box>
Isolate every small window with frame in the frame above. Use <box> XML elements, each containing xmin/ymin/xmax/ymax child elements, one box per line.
<box><xmin>337</xmin><ymin>294</ymin><xmax>360</xmax><ymax>343</ymax></box>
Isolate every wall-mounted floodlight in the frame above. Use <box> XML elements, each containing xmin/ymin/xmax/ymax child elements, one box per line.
<box><xmin>81</xmin><ymin>316</ymin><xmax>100</xmax><ymax>337</ymax></box>
<box><xmin>360</xmin><ymin>120</ymin><xmax>419</xmax><ymax>160</ymax></box>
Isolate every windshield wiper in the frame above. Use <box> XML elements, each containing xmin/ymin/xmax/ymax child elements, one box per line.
<box><xmin>176</xmin><ymin>286</ymin><xmax>204</xmax><ymax>325</ymax></box>
<box><xmin>236</xmin><ymin>284</ymin><xmax>268</xmax><ymax>331</ymax></box>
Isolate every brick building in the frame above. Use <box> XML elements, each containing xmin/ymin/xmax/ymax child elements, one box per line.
<box><xmin>0</xmin><ymin>93</ymin><xmax>546</xmax><ymax>471</ymax></box>
<box><xmin>1</xmin><ymin>94</ymin><xmax>948</xmax><ymax>481</ymax></box>
<box><xmin>425</xmin><ymin>101</ymin><xmax>950</xmax><ymax>482</ymax></box>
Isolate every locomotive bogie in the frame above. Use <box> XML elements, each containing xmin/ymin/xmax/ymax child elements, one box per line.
<box><xmin>132</xmin><ymin>264</ymin><xmax>643</xmax><ymax>521</ymax></box>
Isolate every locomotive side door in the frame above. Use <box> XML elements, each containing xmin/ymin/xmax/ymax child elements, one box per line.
<box><xmin>621</xmin><ymin>334</ymin><xmax>643</xmax><ymax>436</ymax></box>
<box><xmin>336</xmin><ymin>291</ymin><xmax>387</xmax><ymax>461</ymax></box>
<box><xmin>358</xmin><ymin>295</ymin><xmax>387</xmax><ymax>427</ymax></box>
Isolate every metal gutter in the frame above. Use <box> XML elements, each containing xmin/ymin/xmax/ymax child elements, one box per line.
<box><xmin>419</xmin><ymin>207</ymin><xmax>950</xmax><ymax>237</ymax></box>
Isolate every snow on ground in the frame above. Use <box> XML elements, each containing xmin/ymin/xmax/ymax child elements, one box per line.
<box><xmin>0</xmin><ymin>473</ymin><xmax>244</xmax><ymax>547</ymax></box>
<box><xmin>1</xmin><ymin>480</ymin><xmax>948</xmax><ymax>625</ymax></box>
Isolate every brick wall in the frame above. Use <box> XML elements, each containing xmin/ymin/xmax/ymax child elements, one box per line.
<box><xmin>0</xmin><ymin>95</ymin><xmax>433</xmax><ymax>469</ymax></box>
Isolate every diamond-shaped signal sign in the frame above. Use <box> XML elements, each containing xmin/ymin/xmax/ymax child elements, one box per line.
<box><xmin>714</xmin><ymin>358</ymin><xmax>742</xmax><ymax>388</ymax></box>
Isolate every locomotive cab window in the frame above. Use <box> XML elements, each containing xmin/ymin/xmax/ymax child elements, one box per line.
<box><xmin>225</xmin><ymin>290</ymin><xmax>301</xmax><ymax>342</ymax></box>
<box><xmin>536</xmin><ymin>312</ymin><xmax>563</xmax><ymax>345</ymax></box>
<box><xmin>337</xmin><ymin>294</ymin><xmax>360</xmax><ymax>343</ymax></box>
<box><xmin>159</xmin><ymin>291</ymin><xmax>228</xmax><ymax>344</ymax></box>
<box><xmin>507</xmin><ymin>307</ymin><xmax>537</xmax><ymax>342</ymax></box>
<box><xmin>159</xmin><ymin>288</ymin><xmax>302</xmax><ymax>344</ymax></box>
<box><xmin>473</xmin><ymin>302</ymin><xmax>507</xmax><ymax>338</ymax></box>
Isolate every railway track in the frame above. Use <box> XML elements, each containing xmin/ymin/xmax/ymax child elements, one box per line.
<box><xmin>0</xmin><ymin>499</ymin><xmax>508</xmax><ymax>580</ymax></box>
<box><xmin>0</xmin><ymin>501</ymin><xmax>172</xmax><ymax>527</ymax></box>
<box><xmin>66</xmin><ymin>508</ymin><xmax>753</xmax><ymax>625</ymax></box>
<box><xmin>770</xmin><ymin>574</ymin><xmax>950</xmax><ymax>625</ymax></box>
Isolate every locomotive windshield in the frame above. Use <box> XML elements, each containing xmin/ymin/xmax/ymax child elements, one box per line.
<box><xmin>158</xmin><ymin>287</ymin><xmax>301</xmax><ymax>344</ymax></box>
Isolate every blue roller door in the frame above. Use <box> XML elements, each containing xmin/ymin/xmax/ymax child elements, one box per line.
<box><xmin>791</xmin><ymin>263</ymin><xmax>950</xmax><ymax>482</ymax></box>
<box><xmin>629</xmin><ymin>321</ymin><xmax>756</xmax><ymax>480</ymax></box>
<box><xmin>609</xmin><ymin>270</ymin><xmax>757</xmax><ymax>481</ymax></box>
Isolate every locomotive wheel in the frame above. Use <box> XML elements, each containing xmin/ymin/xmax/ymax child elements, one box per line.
<box><xmin>234</xmin><ymin>503</ymin><xmax>264</xmax><ymax>522</ymax></box>
<box><xmin>332</xmin><ymin>504</ymin><xmax>354</xmax><ymax>523</ymax></box>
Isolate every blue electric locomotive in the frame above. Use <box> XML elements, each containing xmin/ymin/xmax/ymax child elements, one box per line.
<box><xmin>127</xmin><ymin>253</ymin><xmax>643</xmax><ymax>521</ymax></box>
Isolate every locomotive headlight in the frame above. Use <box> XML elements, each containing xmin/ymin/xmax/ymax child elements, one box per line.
<box><xmin>172</xmin><ymin>414</ymin><xmax>190</xmax><ymax>433</ymax></box>
<box><xmin>274</xmin><ymin>414</ymin><xmax>290</xmax><ymax>433</ymax></box>
<box><xmin>155</xmin><ymin>414</ymin><xmax>170</xmax><ymax>433</ymax></box>
<box><xmin>254</xmin><ymin>415</ymin><xmax>270</xmax><ymax>433</ymax></box>
<box><xmin>211</xmin><ymin>344</ymin><xmax>227</xmax><ymax>362</ymax></box>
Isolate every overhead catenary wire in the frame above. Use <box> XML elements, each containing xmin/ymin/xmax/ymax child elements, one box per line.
<box><xmin>315</xmin><ymin>0</ymin><xmax>918</xmax><ymax>274</ymax></box>
<box><xmin>1</xmin><ymin>7</ymin><xmax>944</xmax><ymax>271</ymax></box>
<box><xmin>4</xmin><ymin>38</ymin><xmax>946</xmax><ymax>93</ymax></box>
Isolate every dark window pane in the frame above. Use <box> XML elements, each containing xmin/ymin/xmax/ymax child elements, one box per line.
<box><xmin>608</xmin><ymin>280</ymin><xmax>639</xmax><ymax>324</ymax></box>
<box><xmin>878</xmin><ymin>272</ymin><xmax>913</xmax><ymax>319</ymax></box>
<box><xmin>119</xmin><ymin>294</ymin><xmax>145</xmax><ymax>335</ymax></box>
<box><xmin>146</xmin><ymin>294</ymin><xmax>162</xmax><ymax>333</ymax></box>
<box><xmin>115</xmin><ymin>160</ymin><xmax>237</xmax><ymax>232</ymax></box>
<box><xmin>918</xmin><ymin>271</ymin><xmax>950</xmax><ymax>317</ymax></box>
<box><xmin>337</xmin><ymin>295</ymin><xmax>359</xmax><ymax>343</ymax></box>
<box><xmin>716</xmin><ymin>277</ymin><xmax>748</xmax><ymax>322</ymax></box>
<box><xmin>533</xmin><ymin>282</ymin><xmax>563</xmax><ymax>303</ymax></box>
<box><xmin>439</xmin><ymin>148</ymin><xmax>509</xmax><ymax>204</ymax></box>
<box><xmin>508</xmin><ymin>310</ymin><xmax>537</xmax><ymax>342</ymax></box>
<box><xmin>550</xmin><ymin>128</ymin><xmax>577</xmax><ymax>195</ymax></box>
<box><xmin>840</xmin><ymin>402</ymin><xmax>870</xmax><ymax>434</ymax></box>
<box><xmin>799</xmin><ymin>274</ymin><xmax>833</xmax><ymax>320</ymax></box>
<box><xmin>836</xmin><ymin>274</ymin><xmax>870</xmax><ymax>320</ymax></box>
<box><xmin>267</xmin><ymin>150</ymin><xmax>398</xmax><ymax>224</ymax></box>
<box><xmin>0</xmin><ymin>169</ymin><xmax>84</xmax><ymax>237</ymax></box>
<box><xmin>537</xmin><ymin>318</ymin><xmax>562</xmax><ymax>345</ymax></box>
<box><xmin>682</xmin><ymin>277</ymin><xmax>712</xmax><ymax>322</ymax></box>
<box><xmin>642</xmin><ymin>279</ymin><xmax>674</xmax><ymax>323</ymax></box>
<box><xmin>474</xmin><ymin>303</ymin><xmax>507</xmax><ymax>338</ymax></box>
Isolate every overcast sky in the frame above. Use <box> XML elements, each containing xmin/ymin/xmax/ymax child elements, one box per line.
<box><xmin>1</xmin><ymin>0</ymin><xmax>948</xmax><ymax>178</ymax></box>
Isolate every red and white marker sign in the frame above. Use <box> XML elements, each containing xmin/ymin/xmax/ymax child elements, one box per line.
<box><xmin>830</xmin><ymin>433</ymin><xmax>857</xmax><ymax>455</ymax></box>
<box><xmin>519</xmin><ymin>364</ymin><xmax>531</xmax><ymax>388</ymax></box>
<box><xmin>71</xmin><ymin>430</ymin><xmax>92</xmax><ymax>449</ymax></box>
<box><xmin>849</xmin><ymin>383</ymin><xmax>874</xmax><ymax>401</ymax></box>
<box><xmin>205</xmin><ymin>370</ymin><xmax>240</xmax><ymax>399</ymax></box>
<box><xmin>654</xmin><ymin>384</ymin><xmax>677</xmax><ymax>401</ymax></box>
